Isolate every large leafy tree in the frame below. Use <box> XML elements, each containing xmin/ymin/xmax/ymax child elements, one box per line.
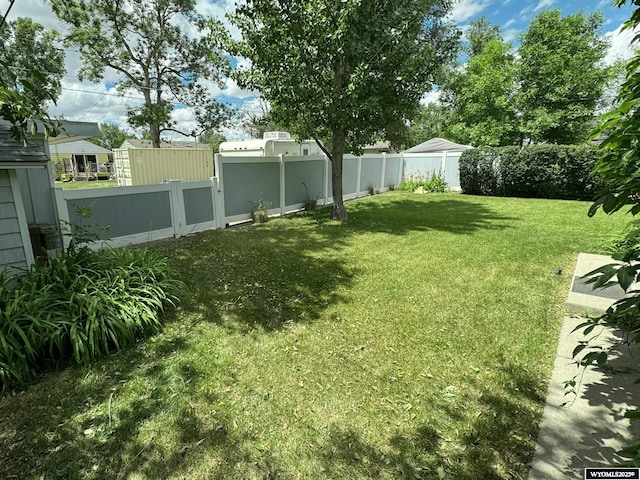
<box><xmin>441</xmin><ymin>33</ymin><xmax>517</xmax><ymax>147</ymax></box>
<box><xmin>50</xmin><ymin>0</ymin><xmax>230</xmax><ymax>148</ymax></box>
<box><xmin>231</xmin><ymin>0</ymin><xmax>459</xmax><ymax>221</ymax></box>
<box><xmin>438</xmin><ymin>20</ymin><xmax>517</xmax><ymax>147</ymax></box>
<box><xmin>464</xmin><ymin>16</ymin><xmax>502</xmax><ymax>57</ymax></box>
<box><xmin>89</xmin><ymin>122</ymin><xmax>136</xmax><ymax>151</ymax></box>
<box><xmin>516</xmin><ymin>9</ymin><xmax>610</xmax><ymax>144</ymax></box>
<box><xmin>0</xmin><ymin>17</ymin><xmax>65</xmax><ymax>109</ymax></box>
<box><xmin>198</xmin><ymin>129</ymin><xmax>226</xmax><ymax>153</ymax></box>
<box><xmin>402</xmin><ymin>102</ymin><xmax>452</xmax><ymax>149</ymax></box>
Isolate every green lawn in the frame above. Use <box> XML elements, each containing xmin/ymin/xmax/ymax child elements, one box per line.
<box><xmin>0</xmin><ymin>192</ymin><xmax>626</xmax><ymax>479</ymax></box>
<box><xmin>56</xmin><ymin>179</ymin><xmax>117</xmax><ymax>190</ymax></box>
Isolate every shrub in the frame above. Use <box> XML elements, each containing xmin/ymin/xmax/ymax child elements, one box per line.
<box><xmin>460</xmin><ymin>144</ymin><xmax>602</xmax><ymax>200</ymax></box>
<box><xmin>0</xmin><ymin>246</ymin><xmax>180</xmax><ymax>394</ymax></box>
<box><xmin>459</xmin><ymin>149</ymin><xmax>500</xmax><ymax>195</ymax></box>
<box><xmin>398</xmin><ymin>171</ymin><xmax>449</xmax><ymax>193</ymax></box>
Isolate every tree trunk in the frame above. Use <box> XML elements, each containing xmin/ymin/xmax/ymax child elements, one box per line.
<box><xmin>331</xmin><ymin>125</ymin><xmax>348</xmax><ymax>221</ymax></box>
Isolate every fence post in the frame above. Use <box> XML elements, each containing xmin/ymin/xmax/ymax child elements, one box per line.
<box><xmin>54</xmin><ymin>186</ymin><xmax>72</xmax><ymax>250</ymax></box>
<box><xmin>324</xmin><ymin>154</ymin><xmax>330</xmax><ymax>206</ymax></box>
<box><xmin>441</xmin><ymin>151</ymin><xmax>447</xmax><ymax>178</ymax></box>
<box><xmin>399</xmin><ymin>153</ymin><xmax>405</xmax><ymax>185</ymax></box>
<box><xmin>381</xmin><ymin>153</ymin><xmax>386</xmax><ymax>191</ymax></box>
<box><xmin>210</xmin><ymin>176</ymin><xmax>222</xmax><ymax>229</ymax></box>
<box><xmin>279</xmin><ymin>154</ymin><xmax>286</xmax><ymax>217</ymax></box>
<box><xmin>356</xmin><ymin>156</ymin><xmax>362</xmax><ymax>197</ymax></box>
<box><xmin>169</xmin><ymin>180</ymin><xmax>185</xmax><ymax>238</ymax></box>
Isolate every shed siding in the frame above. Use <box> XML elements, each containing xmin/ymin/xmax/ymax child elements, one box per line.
<box><xmin>0</xmin><ymin>170</ymin><xmax>28</xmax><ymax>272</ymax></box>
<box><xmin>113</xmin><ymin>148</ymin><xmax>213</xmax><ymax>186</ymax></box>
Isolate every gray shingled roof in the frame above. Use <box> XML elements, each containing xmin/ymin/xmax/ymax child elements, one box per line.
<box><xmin>123</xmin><ymin>139</ymin><xmax>209</xmax><ymax>149</ymax></box>
<box><xmin>0</xmin><ymin>126</ymin><xmax>49</xmax><ymax>164</ymax></box>
<box><xmin>403</xmin><ymin>137</ymin><xmax>473</xmax><ymax>153</ymax></box>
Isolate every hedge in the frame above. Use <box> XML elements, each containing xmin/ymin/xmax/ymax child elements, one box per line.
<box><xmin>459</xmin><ymin>144</ymin><xmax>602</xmax><ymax>200</ymax></box>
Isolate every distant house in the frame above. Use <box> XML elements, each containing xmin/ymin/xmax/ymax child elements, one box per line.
<box><xmin>49</xmin><ymin>139</ymin><xmax>112</xmax><ymax>180</ymax></box>
<box><xmin>362</xmin><ymin>141</ymin><xmax>393</xmax><ymax>154</ymax></box>
<box><xmin>0</xmin><ymin>121</ymin><xmax>100</xmax><ymax>276</ymax></box>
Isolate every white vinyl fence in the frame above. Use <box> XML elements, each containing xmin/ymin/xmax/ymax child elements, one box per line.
<box><xmin>54</xmin><ymin>151</ymin><xmax>457</xmax><ymax>249</ymax></box>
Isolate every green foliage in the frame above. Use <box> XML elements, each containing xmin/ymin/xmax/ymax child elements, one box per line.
<box><xmin>458</xmin><ymin>148</ymin><xmax>503</xmax><ymax>195</ymax></box>
<box><xmin>444</xmin><ymin>38</ymin><xmax>518</xmax><ymax>147</ymax></box>
<box><xmin>0</xmin><ymin>17</ymin><xmax>65</xmax><ymax>108</ymax></box>
<box><xmin>398</xmin><ymin>171</ymin><xmax>449</xmax><ymax>193</ymax></box>
<box><xmin>401</xmin><ymin>103</ymin><xmax>452</xmax><ymax>149</ymax></box>
<box><xmin>438</xmin><ymin>18</ymin><xmax>519</xmax><ymax>147</ymax></box>
<box><xmin>230</xmin><ymin>0</ymin><xmax>460</xmax><ymax>220</ymax></box>
<box><xmin>516</xmin><ymin>9</ymin><xmax>610</xmax><ymax>144</ymax></box>
<box><xmin>572</xmin><ymin>1</ymin><xmax>640</xmax><ymax>466</ymax></box>
<box><xmin>0</xmin><ymin>58</ymin><xmax>60</xmax><ymax>143</ymax></box>
<box><xmin>50</xmin><ymin>0</ymin><xmax>230</xmax><ymax>147</ymax></box>
<box><xmin>459</xmin><ymin>144</ymin><xmax>601</xmax><ymax>199</ymax></box>
<box><xmin>198</xmin><ymin>130</ymin><xmax>226</xmax><ymax>154</ymax></box>
<box><xmin>0</xmin><ymin>247</ymin><xmax>179</xmax><ymax>394</ymax></box>
<box><xmin>88</xmin><ymin>123</ymin><xmax>136</xmax><ymax>151</ymax></box>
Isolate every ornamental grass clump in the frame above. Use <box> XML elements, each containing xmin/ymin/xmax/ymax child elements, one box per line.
<box><xmin>0</xmin><ymin>246</ymin><xmax>180</xmax><ymax>394</ymax></box>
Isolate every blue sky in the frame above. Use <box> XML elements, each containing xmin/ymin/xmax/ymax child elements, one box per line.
<box><xmin>2</xmin><ymin>0</ymin><xmax>637</xmax><ymax>140</ymax></box>
<box><xmin>452</xmin><ymin>0</ymin><xmax>634</xmax><ymax>43</ymax></box>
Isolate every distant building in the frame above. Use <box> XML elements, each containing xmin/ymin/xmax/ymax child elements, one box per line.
<box><xmin>362</xmin><ymin>141</ymin><xmax>393</xmax><ymax>154</ymax></box>
<box><xmin>49</xmin><ymin>139</ymin><xmax>112</xmax><ymax>181</ymax></box>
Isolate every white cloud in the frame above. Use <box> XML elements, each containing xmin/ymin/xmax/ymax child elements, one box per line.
<box><xmin>603</xmin><ymin>23</ymin><xmax>639</xmax><ymax>65</ymax></box>
<box><xmin>3</xmin><ymin>0</ymin><xmax>248</xmax><ymax>137</ymax></box>
<box><xmin>420</xmin><ymin>89</ymin><xmax>441</xmax><ymax>106</ymax></box>
<box><xmin>449</xmin><ymin>0</ymin><xmax>494</xmax><ymax>24</ymax></box>
<box><xmin>503</xmin><ymin>27</ymin><xmax>521</xmax><ymax>42</ymax></box>
<box><xmin>533</xmin><ymin>0</ymin><xmax>555</xmax><ymax>12</ymax></box>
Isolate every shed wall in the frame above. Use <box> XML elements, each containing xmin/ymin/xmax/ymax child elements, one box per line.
<box><xmin>113</xmin><ymin>148</ymin><xmax>213</xmax><ymax>186</ymax></box>
<box><xmin>0</xmin><ymin>170</ymin><xmax>28</xmax><ymax>273</ymax></box>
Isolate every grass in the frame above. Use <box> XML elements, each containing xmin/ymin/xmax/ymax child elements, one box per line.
<box><xmin>56</xmin><ymin>179</ymin><xmax>117</xmax><ymax>190</ymax></box>
<box><xmin>0</xmin><ymin>192</ymin><xmax>627</xmax><ymax>479</ymax></box>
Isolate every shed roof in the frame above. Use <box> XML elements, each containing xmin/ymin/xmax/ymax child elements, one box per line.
<box><xmin>49</xmin><ymin>139</ymin><xmax>112</xmax><ymax>155</ymax></box>
<box><xmin>0</xmin><ymin>126</ymin><xmax>49</xmax><ymax>165</ymax></box>
<box><xmin>403</xmin><ymin>137</ymin><xmax>473</xmax><ymax>153</ymax></box>
<box><xmin>122</xmin><ymin>139</ymin><xmax>209</xmax><ymax>149</ymax></box>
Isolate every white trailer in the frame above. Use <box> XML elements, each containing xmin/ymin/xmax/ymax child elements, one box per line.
<box><xmin>219</xmin><ymin>132</ymin><xmax>323</xmax><ymax>157</ymax></box>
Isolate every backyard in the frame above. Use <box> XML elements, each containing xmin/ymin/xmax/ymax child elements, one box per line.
<box><xmin>0</xmin><ymin>192</ymin><xmax>627</xmax><ymax>479</ymax></box>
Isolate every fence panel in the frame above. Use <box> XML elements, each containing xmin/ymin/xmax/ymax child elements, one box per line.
<box><xmin>342</xmin><ymin>156</ymin><xmax>359</xmax><ymax>198</ymax></box>
<box><xmin>403</xmin><ymin>153</ymin><xmax>443</xmax><ymax>179</ymax></box>
<box><xmin>64</xmin><ymin>184</ymin><xmax>175</xmax><ymax>246</ymax></box>
<box><xmin>217</xmin><ymin>156</ymin><xmax>281</xmax><ymax>224</ymax></box>
<box><xmin>181</xmin><ymin>180</ymin><xmax>219</xmax><ymax>234</ymax></box>
<box><xmin>384</xmin><ymin>155</ymin><xmax>403</xmax><ymax>188</ymax></box>
<box><xmin>284</xmin><ymin>156</ymin><xmax>326</xmax><ymax>208</ymax></box>
<box><xmin>443</xmin><ymin>153</ymin><xmax>461</xmax><ymax>191</ymax></box>
<box><xmin>359</xmin><ymin>155</ymin><xmax>384</xmax><ymax>193</ymax></box>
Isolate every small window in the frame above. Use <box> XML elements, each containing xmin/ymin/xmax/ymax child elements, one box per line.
<box><xmin>302</xmin><ymin>148</ymin><xmax>309</xmax><ymax>155</ymax></box>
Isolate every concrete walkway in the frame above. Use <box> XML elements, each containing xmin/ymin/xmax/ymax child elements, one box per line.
<box><xmin>528</xmin><ymin>254</ymin><xmax>640</xmax><ymax>479</ymax></box>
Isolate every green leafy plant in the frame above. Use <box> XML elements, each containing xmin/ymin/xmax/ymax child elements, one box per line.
<box><xmin>60</xmin><ymin>202</ymin><xmax>111</xmax><ymax>252</ymax></box>
<box><xmin>301</xmin><ymin>182</ymin><xmax>319</xmax><ymax>211</ymax></box>
<box><xmin>0</xmin><ymin>247</ymin><xmax>180</xmax><ymax>394</ymax></box>
<box><xmin>250</xmin><ymin>196</ymin><xmax>272</xmax><ymax>223</ymax></box>
<box><xmin>569</xmin><ymin>0</ymin><xmax>640</xmax><ymax>467</ymax></box>
<box><xmin>399</xmin><ymin>171</ymin><xmax>449</xmax><ymax>193</ymax></box>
